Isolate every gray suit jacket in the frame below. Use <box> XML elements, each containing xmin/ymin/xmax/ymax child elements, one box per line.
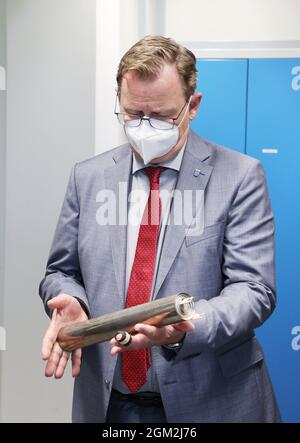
<box><xmin>39</xmin><ymin>130</ymin><xmax>281</xmax><ymax>422</ymax></box>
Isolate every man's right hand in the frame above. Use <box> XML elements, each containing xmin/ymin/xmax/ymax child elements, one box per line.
<box><xmin>42</xmin><ymin>294</ymin><xmax>88</xmax><ymax>379</ymax></box>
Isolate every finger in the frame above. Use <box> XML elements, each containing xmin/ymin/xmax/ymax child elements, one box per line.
<box><xmin>134</xmin><ymin>323</ymin><xmax>159</xmax><ymax>340</ymax></box>
<box><xmin>110</xmin><ymin>335</ymin><xmax>122</xmax><ymax>356</ymax></box>
<box><xmin>172</xmin><ymin>321</ymin><xmax>195</xmax><ymax>332</ymax></box>
<box><xmin>110</xmin><ymin>332</ymin><xmax>152</xmax><ymax>355</ymax></box>
<box><xmin>71</xmin><ymin>348</ymin><xmax>82</xmax><ymax>377</ymax></box>
<box><xmin>123</xmin><ymin>331</ymin><xmax>152</xmax><ymax>349</ymax></box>
<box><xmin>47</xmin><ymin>294</ymin><xmax>71</xmax><ymax>311</ymax></box>
<box><xmin>110</xmin><ymin>336</ymin><xmax>132</xmax><ymax>356</ymax></box>
<box><xmin>55</xmin><ymin>351</ymin><xmax>70</xmax><ymax>379</ymax></box>
<box><xmin>42</xmin><ymin>309</ymin><xmax>59</xmax><ymax>360</ymax></box>
<box><xmin>110</xmin><ymin>337</ymin><xmax>118</xmax><ymax>346</ymax></box>
<box><xmin>134</xmin><ymin>322</ymin><xmax>194</xmax><ymax>346</ymax></box>
<box><xmin>44</xmin><ymin>341</ymin><xmax>63</xmax><ymax>377</ymax></box>
<box><xmin>111</xmin><ymin>345</ymin><xmax>123</xmax><ymax>356</ymax></box>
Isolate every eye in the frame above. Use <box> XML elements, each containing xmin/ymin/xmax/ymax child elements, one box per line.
<box><xmin>125</xmin><ymin>113</ymin><xmax>141</xmax><ymax>120</ymax></box>
<box><xmin>151</xmin><ymin>113</ymin><xmax>170</xmax><ymax>119</ymax></box>
<box><xmin>153</xmin><ymin>116</ymin><xmax>173</xmax><ymax>121</ymax></box>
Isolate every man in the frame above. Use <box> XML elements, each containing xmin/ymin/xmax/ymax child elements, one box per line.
<box><xmin>40</xmin><ymin>35</ymin><xmax>281</xmax><ymax>423</ymax></box>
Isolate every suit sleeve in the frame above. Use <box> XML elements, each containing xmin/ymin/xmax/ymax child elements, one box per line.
<box><xmin>176</xmin><ymin>159</ymin><xmax>276</xmax><ymax>360</ymax></box>
<box><xmin>39</xmin><ymin>164</ymin><xmax>90</xmax><ymax>317</ymax></box>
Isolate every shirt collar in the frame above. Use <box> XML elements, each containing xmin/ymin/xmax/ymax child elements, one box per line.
<box><xmin>132</xmin><ymin>139</ymin><xmax>187</xmax><ymax>175</ymax></box>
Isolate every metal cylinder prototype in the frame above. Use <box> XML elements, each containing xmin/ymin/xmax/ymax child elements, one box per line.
<box><xmin>57</xmin><ymin>293</ymin><xmax>195</xmax><ymax>352</ymax></box>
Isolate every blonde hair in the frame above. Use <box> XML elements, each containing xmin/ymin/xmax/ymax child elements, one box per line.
<box><xmin>117</xmin><ymin>35</ymin><xmax>197</xmax><ymax>100</ymax></box>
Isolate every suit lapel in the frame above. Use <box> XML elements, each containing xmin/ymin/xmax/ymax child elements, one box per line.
<box><xmin>153</xmin><ymin>132</ymin><xmax>214</xmax><ymax>299</ymax></box>
<box><xmin>104</xmin><ymin>147</ymin><xmax>132</xmax><ymax>305</ymax></box>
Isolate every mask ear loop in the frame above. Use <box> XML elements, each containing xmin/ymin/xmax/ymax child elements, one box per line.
<box><xmin>177</xmin><ymin>96</ymin><xmax>192</xmax><ymax>129</ymax></box>
<box><xmin>178</xmin><ymin>97</ymin><xmax>193</xmax><ymax>143</ymax></box>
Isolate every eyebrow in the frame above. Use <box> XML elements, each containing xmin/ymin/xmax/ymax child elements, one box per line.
<box><xmin>123</xmin><ymin>107</ymin><xmax>142</xmax><ymax>115</ymax></box>
<box><xmin>151</xmin><ymin>109</ymin><xmax>178</xmax><ymax>116</ymax></box>
<box><xmin>123</xmin><ymin>106</ymin><xmax>178</xmax><ymax>116</ymax></box>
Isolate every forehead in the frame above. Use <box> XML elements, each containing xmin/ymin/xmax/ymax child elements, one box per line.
<box><xmin>120</xmin><ymin>63</ymin><xmax>185</xmax><ymax>108</ymax></box>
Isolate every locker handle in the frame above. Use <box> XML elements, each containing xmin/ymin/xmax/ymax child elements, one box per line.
<box><xmin>261</xmin><ymin>148</ymin><xmax>278</xmax><ymax>154</ymax></box>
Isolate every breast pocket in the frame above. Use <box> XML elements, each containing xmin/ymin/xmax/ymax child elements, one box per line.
<box><xmin>185</xmin><ymin>220</ymin><xmax>225</xmax><ymax>247</ymax></box>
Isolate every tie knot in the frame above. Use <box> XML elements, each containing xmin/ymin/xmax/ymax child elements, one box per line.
<box><xmin>144</xmin><ymin>166</ymin><xmax>167</xmax><ymax>189</ymax></box>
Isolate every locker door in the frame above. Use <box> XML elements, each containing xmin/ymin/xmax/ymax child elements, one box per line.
<box><xmin>191</xmin><ymin>59</ymin><xmax>248</xmax><ymax>153</ymax></box>
<box><xmin>246</xmin><ymin>58</ymin><xmax>300</xmax><ymax>422</ymax></box>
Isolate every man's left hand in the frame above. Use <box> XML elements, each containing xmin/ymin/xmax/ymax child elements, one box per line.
<box><xmin>110</xmin><ymin>321</ymin><xmax>195</xmax><ymax>355</ymax></box>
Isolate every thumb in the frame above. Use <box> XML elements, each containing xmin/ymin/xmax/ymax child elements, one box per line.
<box><xmin>47</xmin><ymin>294</ymin><xmax>72</xmax><ymax>311</ymax></box>
<box><xmin>173</xmin><ymin>321</ymin><xmax>195</xmax><ymax>333</ymax></box>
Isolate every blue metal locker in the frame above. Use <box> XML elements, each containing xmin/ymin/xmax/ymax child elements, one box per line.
<box><xmin>246</xmin><ymin>58</ymin><xmax>300</xmax><ymax>422</ymax></box>
<box><xmin>191</xmin><ymin>59</ymin><xmax>248</xmax><ymax>153</ymax></box>
<box><xmin>192</xmin><ymin>57</ymin><xmax>300</xmax><ymax>422</ymax></box>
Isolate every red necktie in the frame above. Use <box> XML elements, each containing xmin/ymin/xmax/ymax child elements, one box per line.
<box><xmin>122</xmin><ymin>166</ymin><xmax>166</xmax><ymax>393</ymax></box>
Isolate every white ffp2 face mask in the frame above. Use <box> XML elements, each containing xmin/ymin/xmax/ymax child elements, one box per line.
<box><xmin>125</xmin><ymin>99</ymin><xmax>190</xmax><ymax>164</ymax></box>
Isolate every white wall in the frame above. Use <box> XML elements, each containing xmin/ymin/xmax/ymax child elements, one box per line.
<box><xmin>1</xmin><ymin>0</ymin><xmax>96</xmax><ymax>422</ymax></box>
<box><xmin>95</xmin><ymin>0</ymin><xmax>167</xmax><ymax>155</ymax></box>
<box><xmin>0</xmin><ymin>0</ymin><xmax>6</xmax><ymax>312</ymax></box>
<box><xmin>95</xmin><ymin>0</ymin><xmax>142</xmax><ymax>155</ymax></box>
<box><xmin>0</xmin><ymin>0</ymin><xmax>6</xmax><ymax>421</ymax></box>
<box><xmin>165</xmin><ymin>0</ymin><xmax>300</xmax><ymax>42</ymax></box>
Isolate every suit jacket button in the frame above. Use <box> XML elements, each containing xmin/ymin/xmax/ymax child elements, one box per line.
<box><xmin>105</xmin><ymin>379</ymin><xmax>110</xmax><ymax>387</ymax></box>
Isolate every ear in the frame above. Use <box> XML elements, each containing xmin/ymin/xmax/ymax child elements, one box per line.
<box><xmin>189</xmin><ymin>93</ymin><xmax>202</xmax><ymax>120</ymax></box>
